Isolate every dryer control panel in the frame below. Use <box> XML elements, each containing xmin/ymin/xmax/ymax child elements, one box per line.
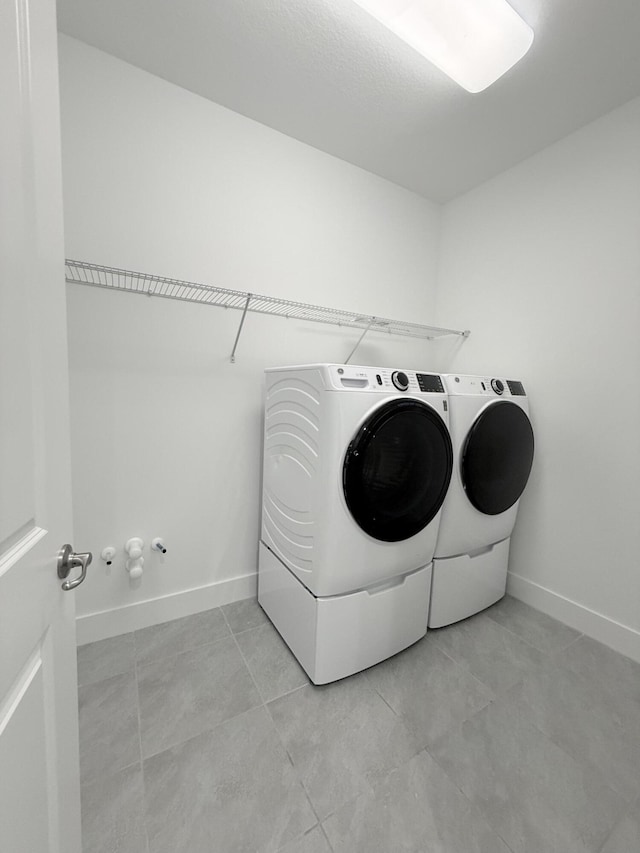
<box><xmin>327</xmin><ymin>364</ymin><xmax>445</xmax><ymax>394</ymax></box>
<box><xmin>444</xmin><ymin>374</ymin><xmax>527</xmax><ymax>397</ymax></box>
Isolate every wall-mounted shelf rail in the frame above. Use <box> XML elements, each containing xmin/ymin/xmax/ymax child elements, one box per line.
<box><xmin>65</xmin><ymin>259</ymin><xmax>470</xmax><ymax>362</ymax></box>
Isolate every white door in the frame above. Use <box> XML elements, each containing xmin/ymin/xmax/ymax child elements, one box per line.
<box><xmin>0</xmin><ymin>0</ymin><xmax>83</xmax><ymax>850</ymax></box>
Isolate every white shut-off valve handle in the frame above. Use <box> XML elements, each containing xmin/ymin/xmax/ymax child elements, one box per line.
<box><xmin>125</xmin><ymin>537</ymin><xmax>144</xmax><ymax>559</ymax></box>
<box><xmin>126</xmin><ymin>559</ymin><xmax>143</xmax><ymax>579</ymax></box>
<box><xmin>125</xmin><ymin>538</ymin><xmax>144</xmax><ymax>578</ymax></box>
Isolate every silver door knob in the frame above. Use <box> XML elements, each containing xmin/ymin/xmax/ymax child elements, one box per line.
<box><xmin>57</xmin><ymin>544</ymin><xmax>92</xmax><ymax>591</ymax></box>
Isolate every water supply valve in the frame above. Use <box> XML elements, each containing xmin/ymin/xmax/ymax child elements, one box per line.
<box><xmin>151</xmin><ymin>537</ymin><xmax>167</xmax><ymax>554</ymax></box>
<box><xmin>125</xmin><ymin>537</ymin><xmax>144</xmax><ymax>579</ymax></box>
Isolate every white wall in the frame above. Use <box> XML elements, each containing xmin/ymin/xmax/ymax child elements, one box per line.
<box><xmin>58</xmin><ymin>36</ymin><xmax>444</xmax><ymax>642</ymax></box>
<box><xmin>437</xmin><ymin>98</ymin><xmax>640</xmax><ymax>660</ymax></box>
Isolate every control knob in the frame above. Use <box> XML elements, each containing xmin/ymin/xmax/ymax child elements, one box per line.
<box><xmin>392</xmin><ymin>371</ymin><xmax>409</xmax><ymax>391</ymax></box>
<box><xmin>491</xmin><ymin>378</ymin><xmax>505</xmax><ymax>395</ymax></box>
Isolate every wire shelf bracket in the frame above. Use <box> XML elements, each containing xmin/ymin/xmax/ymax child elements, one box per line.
<box><xmin>230</xmin><ymin>293</ymin><xmax>252</xmax><ymax>363</ymax></box>
<box><xmin>345</xmin><ymin>316</ymin><xmax>376</xmax><ymax>365</ymax></box>
<box><xmin>65</xmin><ymin>260</ymin><xmax>471</xmax><ymax>362</ymax></box>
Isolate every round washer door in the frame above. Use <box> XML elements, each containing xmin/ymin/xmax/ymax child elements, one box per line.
<box><xmin>461</xmin><ymin>400</ymin><xmax>534</xmax><ymax>515</ymax></box>
<box><xmin>343</xmin><ymin>399</ymin><xmax>453</xmax><ymax>543</ymax></box>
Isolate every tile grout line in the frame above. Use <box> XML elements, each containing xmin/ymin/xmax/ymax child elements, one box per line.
<box><xmin>421</xmin><ymin>742</ymin><xmax>517</xmax><ymax>853</ymax></box>
<box><xmin>430</xmin><ymin>615</ymin><xmax>588</xmax><ymax>704</ymax></box>
<box><xmin>594</xmin><ymin>805</ymin><xmax>629</xmax><ymax>853</ymax></box>
<box><xmin>555</xmin><ymin>631</ymin><xmax>586</xmax><ymax>655</ymax></box>
<box><xmin>139</xmin><ymin>703</ymin><xmax>264</xmax><ymax>764</ymax></box>
<box><xmin>132</xmin><ymin>608</ymin><xmax>267</xmax><ymax>765</ymax></box>
<box><xmin>261</xmin><ymin>684</ymin><xmax>308</xmax><ymax>775</ymax></box>
<box><xmin>222</xmin><ymin>608</ymin><xmax>315</xmax><ymax>826</ymax></box>
<box><xmin>221</xmin><ymin>606</ymin><xmax>269</xmax><ymax>707</ymax></box>
<box><xmin>223</xmin><ymin>607</ymin><xmax>311</xmax><ymax>706</ymax></box>
<box><xmin>223</xmin><ymin>606</ymin><xmax>299</xmax><ymax>767</ymax></box>
<box><xmin>231</xmin><ymin>609</ymin><xmax>338</xmax><ymax>848</ymax></box>
<box><xmin>428</xmin><ymin>635</ymin><xmax>500</xmax><ymax>703</ymax></box>
<box><xmin>515</xmin><ymin>709</ymin><xmax>633</xmax><ymax>812</ymax></box>
<box><xmin>434</xmin><ymin>611</ymin><xmax>552</xmax><ymax>660</ymax></box>
<box><xmin>223</xmin><ymin>607</ymin><xmax>326</xmax><ymax>852</ymax></box>
<box><xmin>480</xmin><ymin>653</ymin><xmax>638</xmax><ymax>806</ymax></box>
<box><xmin>271</xmin><ymin>680</ymin><xmax>310</xmax><ymax>703</ymax></box>
<box><xmin>136</xmin><ymin>633</ymin><xmax>235</xmax><ymax>673</ymax></box>
<box><xmin>318</xmin><ymin>821</ymin><xmax>336</xmax><ymax>853</ymax></box>
<box><xmin>433</xmin><ymin>675</ymin><xmax>630</xmax><ymax>835</ymax></box>
<box><xmin>132</xmin><ymin>621</ymin><xmax>311</xmax><ymax>767</ymax></box>
<box><xmin>371</xmin><ymin>685</ymin><xmax>403</xmax><ymax>718</ymax></box>
<box><xmin>483</xmin><ymin>607</ymin><xmax>584</xmax><ymax>656</ymax></box>
<box><xmin>430</xmin><ymin>614</ymin><xmax>638</xmax><ymax>789</ymax></box>
<box><xmin>367</xmin><ymin>677</ymin><xmax>459</xmax><ymax>773</ymax></box>
<box><xmin>77</xmin><ymin>663</ymin><xmax>144</xmax><ymax>797</ymax></box>
<box><xmin>132</xmin><ymin>633</ymin><xmax>151</xmax><ymax>853</ymax></box>
<box><xmin>133</xmin><ymin>609</ymin><xmax>233</xmax><ymax>670</ymax></box>
<box><xmin>231</xmin><ymin>620</ymin><xmax>270</xmax><ymax>638</ymax></box>
<box><xmin>133</xmin><ymin>638</ymin><xmax>260</xmax><ymax>764</ymax></box>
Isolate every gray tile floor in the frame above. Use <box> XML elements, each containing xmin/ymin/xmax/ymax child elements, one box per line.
<box><xmin>77</xmin><ymin>596</ymin><xmax>640</xmax><ymax>853</ymax></box>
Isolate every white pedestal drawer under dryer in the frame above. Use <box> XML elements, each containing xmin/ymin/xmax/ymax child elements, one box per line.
<box><xmin>258</xmin><ymin>363</ymin><xmax>453</xmax><ymax>684</ymax></box>
<box><xmin>429</xmin><ymin>374</ymin><xmax>534</xmax><ymax>629</ymax></box>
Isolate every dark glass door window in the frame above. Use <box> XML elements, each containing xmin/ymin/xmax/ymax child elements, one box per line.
<box><xmin>343</xmin><ymin>399</ymin><xmax>453</xmax><ymax>542</ymax></box>
<box><xmin>462</xmin><ymin>401</ymin><xmax>534</xmax><ymax>515</ymax></box>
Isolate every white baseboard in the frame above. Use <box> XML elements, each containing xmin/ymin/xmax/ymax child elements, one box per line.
<box><xmin>507</xmin><ymin>571</ymin><xmax>640</xmax><ymax>664</ymax></box>
<box><xmin>76</xmin><ymin>572</ymin><xmax>258</xmax><ymax>646</ymax></box>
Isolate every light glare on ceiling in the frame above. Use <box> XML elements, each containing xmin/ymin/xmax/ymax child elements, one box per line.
<box><xmin>351</xmin><ymin>0</ymin><xmax>534</xmax><ymax>93</ymax></box>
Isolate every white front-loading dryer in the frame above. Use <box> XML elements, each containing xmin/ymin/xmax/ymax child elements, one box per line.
<box><xmin>258</xmin><ymin>363</ymin><xmax>453</xmax><ymax>683</ymax></box>
<box><xmin>429</xmin><ymin>374</ymin><xmax>534</xmax><ymax>628</ymax></box>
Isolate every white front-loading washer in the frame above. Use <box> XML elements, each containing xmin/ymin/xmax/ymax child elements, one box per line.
<box><xmin>258</xmin><ymin>363</ymin><xmax>453</xmax><ymax>683</ymax></box>
<box><xmin>428</xmin><ymin>374</ymin><xmax>534</xmax><ymax>628</ymax></box>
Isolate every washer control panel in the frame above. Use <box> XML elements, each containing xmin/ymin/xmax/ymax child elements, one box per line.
<box><xmin>329</xmin><ymin>365</ymin><xmax>445</xmax><ymax>394</ymax></box>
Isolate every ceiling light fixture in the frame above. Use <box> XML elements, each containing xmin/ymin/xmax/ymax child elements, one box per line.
<box><xmin>351</xmin><ymin>0</ymin><xmax>534</xmax><ymax>93</ymax></box>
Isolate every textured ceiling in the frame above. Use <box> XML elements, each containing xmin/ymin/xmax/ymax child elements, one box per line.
<box><xmin>57</xmin><ymin>0</ymin><xmax>640</xmax><ymax>202</ymax></box>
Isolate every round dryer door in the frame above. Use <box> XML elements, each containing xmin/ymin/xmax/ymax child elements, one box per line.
<box><xmin>343</xmin><ymin>399</ymin><xmax>453</xmax><ymax>543</ymax></box>
<box><xmin>461</xmin><ymin>401</ymin><xmax>534</xmax><ymax>515</ymax></box>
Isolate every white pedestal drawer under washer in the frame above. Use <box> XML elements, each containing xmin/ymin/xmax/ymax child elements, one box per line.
<box><xmin>429</xmin><ymin>374</ymin><xmax>534</xmax><ymax>629</ymax></box>
<box><xmin>258</xmin><ymin>363</ymin><xmax>453</xmax><ymax>683</ymax></box>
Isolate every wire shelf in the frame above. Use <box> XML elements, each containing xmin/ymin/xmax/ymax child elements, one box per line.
<box><xmin>65</xmin><ymin>259</ymin><xmax>470</xmax><ymax>361</ymax></box>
